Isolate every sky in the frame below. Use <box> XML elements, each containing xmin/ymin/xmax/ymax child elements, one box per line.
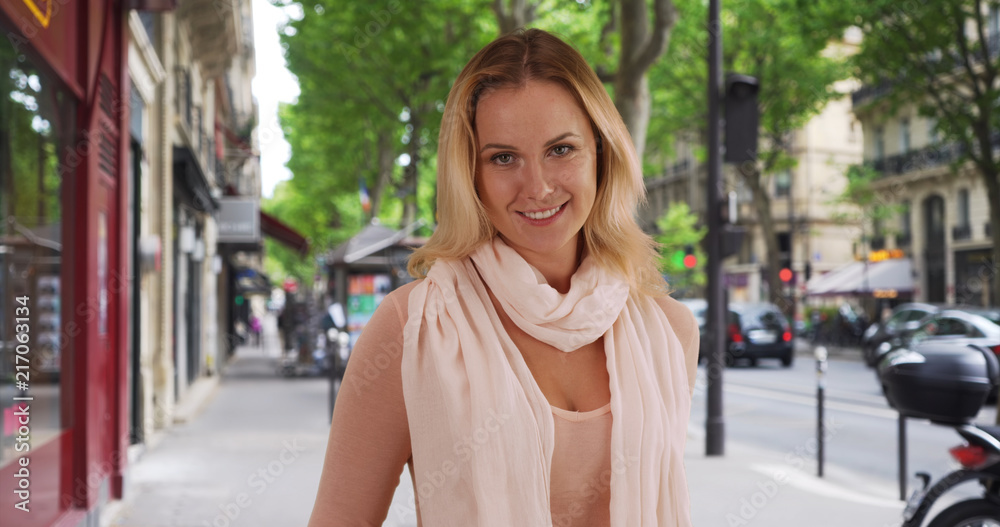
<box><xmin>251</xmin><ymin>0</ymin><xmax>302</xmax><ymax>199</ymax></box>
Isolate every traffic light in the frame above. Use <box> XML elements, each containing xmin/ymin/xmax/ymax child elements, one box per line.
<box><xmin>234</xmin><ymin>294</ymin><xmax>244</xmax><ymax>306</ymax></box>
<box><xmin>683</xmin><ymin>245</ymin><xmax>697</xmax><ymax>269</ymax></box>
<box><xmin>724</xmin><ymin>74</ymin><xmax>760</xmax><ymax>164</ymax></box>
<box><xmin>779</xmin><ymin>268</ymin><xmax>793</xmax><ymax>283</ymax></box>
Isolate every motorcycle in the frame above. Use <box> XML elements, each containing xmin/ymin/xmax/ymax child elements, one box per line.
<box><xmin>879</xmin><ymin>342</ymin><xmax>1000</xmax><ymax>526</ymax></box>
<box><xmin>902</xmin><ymin>422</ymin><xmax>1000</xmax><ymax>526</ymax></box>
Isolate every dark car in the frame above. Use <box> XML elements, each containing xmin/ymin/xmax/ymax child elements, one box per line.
<box><xmin>726</xmin><ymin>302</ymin><xmax>794</xmax><ymax>367</ymax></box>
<box><xmin>862</xmin><ymin>302</ymin><xmax>941</xmax><ymax>367</ymax></box>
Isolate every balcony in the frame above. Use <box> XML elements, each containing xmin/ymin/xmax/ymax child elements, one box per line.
<box><xmin>852</xmin><ymin>80</ymin><xmax>894</xmax><ymax>107</ymax></box>
<box><xmin>953</xmin><ymin>224</ymin><xmax>972</xmax><ymax>241</ymax></box>
<box><xmin>870</xmin><ymin>131</ymin><xmax>1000</xmax><ymax>178</ymax></box>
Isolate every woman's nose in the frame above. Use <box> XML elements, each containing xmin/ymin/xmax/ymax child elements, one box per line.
<box><xmin>521</xmin><ymin>160</ymin><xmax>555</xmax><ymax>199</ymax></box>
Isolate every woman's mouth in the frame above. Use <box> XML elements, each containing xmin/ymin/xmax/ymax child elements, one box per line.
<box><xmin>520</xmin><ymin>204</ymin><xmax>564</xmax><ymax>220</ymax></box>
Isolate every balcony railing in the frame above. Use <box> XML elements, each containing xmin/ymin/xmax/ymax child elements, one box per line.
<box><xmin>869</xmin><ymin>131</ymin><xmax>1000</xmax><ymax>178</ymax></box>
<box><xmin>853</xmin><ymin>32</ymin><xmax>1000</xmax><ymax>107</ymax></box>
<box><xmin>953</xmin><ymin>224</ymin><xmax>972</xmax><ymax>241</ymax></box>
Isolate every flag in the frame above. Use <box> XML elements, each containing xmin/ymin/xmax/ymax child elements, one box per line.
<box><xmin>359</xmin><ymin>178</ymin><xmax>371</xmax><ymax>214</ymax></box>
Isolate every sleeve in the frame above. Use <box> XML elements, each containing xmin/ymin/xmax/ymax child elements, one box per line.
<box><xmin>655</xmin><ymin>296</ymin><xmax>701</xmax><ymax>397</ymax></box>
<box><xmin>306</xmin><ymin>284</ymin><xmax>414</xmax><ymax>526</ymax></box>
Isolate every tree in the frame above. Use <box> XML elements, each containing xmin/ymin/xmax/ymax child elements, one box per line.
<box><xmin>830</xmin><ymin>165</ymin><xmax>903</xmax><ymax>255</ymax></box>
<box><xmin>279</xmin><ymin>0</ymin><xmax>492</xmax><ymax>231</ymax></box>
<box><xmin>842</xmin><ymin>0</ymin><xmax>1000</xmax><ymax>306</ymax></box>
<box><xmin>655</xmin><ymin>202</ymin><xmax>707</xmax><ymax>294</ymax></box>
<box><xmin>653</xmin><ymin>0</ymin><xmax>849</xmax><ymax>309</ymax></box>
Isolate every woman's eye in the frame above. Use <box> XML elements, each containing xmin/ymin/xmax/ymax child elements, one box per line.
<box><xmin>552</xmin><ymin>145</ymin><xmax>573</xmax><ymax>156</ymax></box>
<box><xmin>491</xmin><ymin>153</ymin><xmax>514</xmax><ymax>165</ymax></box>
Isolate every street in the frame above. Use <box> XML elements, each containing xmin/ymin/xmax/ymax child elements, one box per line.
<box><xmin>108</xmin><ymin>326</ymin><xmax>998</xmax><ymax>526</ymax></box>
<box><xmin>690</xmin><ymin>344</ymin><xmax>997</xmax><ymax>489</ymax></box>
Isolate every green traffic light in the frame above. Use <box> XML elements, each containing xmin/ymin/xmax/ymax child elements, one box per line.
<box><xmin>671</xmin><ymin>249</ymin><xmax>686</xmax><ymax>268</ymax></box>
<box><xmin>235</xmin><ymin>295</ymin><xmax>244</xmax><ymax>306</ymax></box>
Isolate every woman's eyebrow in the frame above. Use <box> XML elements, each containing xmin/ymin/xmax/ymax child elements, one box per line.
<box><xmin>479</xmin><ymin>132</ymin><xmax>582</xmax><ymax>154</ymax></box>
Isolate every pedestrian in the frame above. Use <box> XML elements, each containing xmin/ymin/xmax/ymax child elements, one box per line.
<box><xmin>307</xmin><ymin>29</ymin><xmax>699</xmax><ymax>527</ymax></box>
<box><xmin>249</xmin><ymin>314</ymin><xmax>262</xmax><ymax>347</ymax></box>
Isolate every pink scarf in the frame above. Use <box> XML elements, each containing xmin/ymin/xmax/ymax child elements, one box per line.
<box><xmin>401</xmin><ymin>237</ymin><xmax>692</xmax><ymax>526</ymax></box>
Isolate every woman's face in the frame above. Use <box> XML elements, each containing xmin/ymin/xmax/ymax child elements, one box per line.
<box><xmin>474</xmin><ymin>80</ymin><xmax>598</xmax><ymax>268</ymax></box>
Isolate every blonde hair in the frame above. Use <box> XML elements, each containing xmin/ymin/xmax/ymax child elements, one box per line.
<box><xmin>408</xmin><ymin>29</ymin><xmax>665</xmax><ymax>296</ymax></box>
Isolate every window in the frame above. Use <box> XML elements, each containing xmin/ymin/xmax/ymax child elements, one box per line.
<box><xmin>928</xmin><ymin>119</ymin><xmax>939</xmax><ymax>144</ymax></box>
<box><xmin>874</xmin><ymin>126</ymin><xmax>885</xmax><ymax>161</ymax></box>
<box><xmin>990</xmin><ymin>4</ymin><xmax>999</xmax><ymax>36</ymax></box>
<box><xmin>775</xmin><ymin>170</ymin><xmax>791</xmax><ymax>198</ymax></box>
<box><xmin>0</xmin><ymin>42</ymin><xmax>76</xmax><ymax>473</ymax></box>
<box><xmin>899</xmin><ymin>200</ymin><xmax>912</xmax><ymax>246</ymax></box>
<box><xmin>958</xmin><ymin>188</ymin><xmax>970</xmax><ymax>228</ymax></box>
<box><xmin>900</xmin><ymin>118</ymin><xmax>911</xmax><ymax>154</ymax></box>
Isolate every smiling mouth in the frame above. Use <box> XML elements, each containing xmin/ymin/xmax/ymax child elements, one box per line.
<box><xmin>520</xmin><ymin>204</ymin><xmax>564</xmax><ymax>220</ymax></box>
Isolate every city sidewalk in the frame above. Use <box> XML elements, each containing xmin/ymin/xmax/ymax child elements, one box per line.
<box><xmin>107</xmin><ymin>322</ymin><xmax>906</xmax><ymax>527</ymax></box>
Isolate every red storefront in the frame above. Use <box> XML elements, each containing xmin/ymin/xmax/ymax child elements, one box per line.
<box><xmin>0</xmin><ymin>1</ymin><xmax>133</xmax><ymax>525</ymax></box>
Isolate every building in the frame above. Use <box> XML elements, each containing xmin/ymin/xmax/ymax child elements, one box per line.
<box><xmin>642</xmin><ymin>85</ymin><xmax>864</xmax><ymax>315</ymax></box>
<box><xmin>0</xmin><ymin>1</ymin><xmax>306</xmax><ymax>525</ymax></box>
<box><xmin>851</xmin><ymin>93</ymin><xmax>998</xmax><ymax>307</ymax></box>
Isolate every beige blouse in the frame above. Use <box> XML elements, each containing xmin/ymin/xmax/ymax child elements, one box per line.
<box><xmin>307</xmin><ymin>280</ymin><xmax>700</xmax><ymax>526</ymax></box>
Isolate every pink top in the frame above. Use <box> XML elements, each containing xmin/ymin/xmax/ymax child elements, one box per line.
<box><xmin>550</xmin><ymin>403</ymin><xmax>613</xmax><ymax>527</ymax></box>
<box><xmin>307</xmin><ymin>280</ymin><xmax>698</xmax><ymax>526</ymax></box>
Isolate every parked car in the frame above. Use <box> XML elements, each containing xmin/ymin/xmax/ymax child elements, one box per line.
<box><xmin>726</xmin><ymin>302</ymin><xmax>794</xmax><ymax>367</ymax></box>
<box><xmin>878</xmin><ymin>309</ymin><xmax>1000</xmax><ymax>402</ymax></box>
<box><xmin>862</xmin><ymin>302</ymin><xmax>941</xmax><ymax>367</ymax></box>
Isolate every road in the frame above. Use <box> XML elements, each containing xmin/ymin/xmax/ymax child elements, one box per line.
<box><xmin>689</xmin><ymin>343</ymin><xmax>998</xmax><ymax>501</ymax></box>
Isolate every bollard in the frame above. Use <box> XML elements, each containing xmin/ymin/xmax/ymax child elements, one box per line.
<box><xmin>815</xmin><ymin>345</ymin><xmax>828</xmax><ymax>478</ymax></box>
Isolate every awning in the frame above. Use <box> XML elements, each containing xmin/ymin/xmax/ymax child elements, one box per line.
<box><xmin>806</xmin><ymin>258</ymin><xmax>914</xmax><ymax>296</ymax></box>
<box><xmin>327</xmin><ymin>220</ymin><xmax>424</xmax><ymax>266</ymax></box>
<box><xmin>261</xmin><ymin>211</ymin><xmax>309</xmax><ymax>256</ymax></box>
<box><xmin>173</xmin><ymin>146</ymin><xmax>219</xmax><ymax>213</ymax></box>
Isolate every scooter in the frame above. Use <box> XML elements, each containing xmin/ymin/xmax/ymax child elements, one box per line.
<box><xmin>902</xmin><ymin>422</ymin><xmax>1000</xmax><ymax>526</ymax></box>
<box><xmin>879</xmin><ymin>341</ymin><xmax>1000</xmax><ymax>526</ymax></box>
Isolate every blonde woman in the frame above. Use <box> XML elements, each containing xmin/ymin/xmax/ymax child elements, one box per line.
<box><xmin>308</xmin><ymin>29</ymin><xmax>699</xmax><ymax>527</ymax></box>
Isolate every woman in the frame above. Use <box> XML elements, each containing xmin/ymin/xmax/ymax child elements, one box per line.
<box><xmin>308</xmin><ymin>28</ymin><xmax>699</xmax><ymax>527</ymax></box>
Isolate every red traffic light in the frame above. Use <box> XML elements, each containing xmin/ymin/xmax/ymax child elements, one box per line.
<box><xmin>683</xmin><ymin>254</ymin><xmax>697</xmax><ymax>269</ymax></box>
<box><xmin>779</xmin><ymin>268</ymin><xmax>793</xmax><ymax>282</ymax></box>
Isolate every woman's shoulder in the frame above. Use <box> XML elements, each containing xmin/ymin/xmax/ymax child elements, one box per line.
<box><xmin>652</xmin><ymin>295</ymin><xmax>698</xmax><ymax>338</ymax></box>
<box><xmin>383</xmin><ymin>278</ymin><xmax>423</xmax><ymax>315</ymax></box>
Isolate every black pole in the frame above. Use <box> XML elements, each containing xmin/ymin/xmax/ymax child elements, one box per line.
<box><xmin>816</xmin><ymin>346</ymin><xmax>826</xmax><ymax>478</ymax></box>
<box><xmin>705</xmin><ymin>0</ymin><xmax>725</xmax><ymax>457</ymax></box>
<box><xmin>899</xmin><ymin>414</ymin><xmax>907</xmax><ymax>500</ymax></box>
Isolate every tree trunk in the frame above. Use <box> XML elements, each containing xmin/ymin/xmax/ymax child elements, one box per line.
<box><xmin>401</xmin><ymin>114</ymin><xmax>422</xmax><ymax>229</ymax></box>
<box><xmin>984</xmin><ymin>171</ymin><xmax>1000</xmax><ymax>308</ymax></box>
<box><xmin>493</xmin><ymin>0</ymin><xmax>536</xmax><ymax>35</ymax></box>
<box><xmin>745</xmin><ymin>168</ymin><xmax>787</xmax><ymax>311</ymax></box>
<box><xmin>614</xmin><ymin>0</ymin><xmax>676</xmax><ymax>165</ymax></box>
<box><xmin>614</xmin><ymin>72</ymin><xmax>651</xmax><ymax>163</ymax></box>
<box><xmin>370</xmin><ymin>130</ymin><xmax>394</xmax><ymax>219</ymax></box>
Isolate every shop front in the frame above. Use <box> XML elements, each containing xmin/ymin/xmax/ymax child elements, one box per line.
<box><xmin>0</xmin><ymin>2</ymin><xmax>132</xmax><ymax>525</ymax></box>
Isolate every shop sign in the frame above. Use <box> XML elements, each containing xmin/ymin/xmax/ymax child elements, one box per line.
<box><xmin>217</xmin><ymin>198</ymin><xmax>260</xmax><ymax>243</ymax></box>
<box><xmin>22</xmin><ymin>0</ymin><xmax>52</xmax><ymax>28</ymax></box>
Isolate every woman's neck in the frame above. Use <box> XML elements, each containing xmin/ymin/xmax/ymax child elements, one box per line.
<box><xmin>510</xmin><ymin>236</ymin><xmax>584</xmax><ymax>294</ymax></box>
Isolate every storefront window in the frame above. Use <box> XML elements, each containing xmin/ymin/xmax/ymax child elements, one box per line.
<box><xmin>0</xmin><ymin>44</ymin><xmax>75</xmax><ymax>473</ymax></box>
